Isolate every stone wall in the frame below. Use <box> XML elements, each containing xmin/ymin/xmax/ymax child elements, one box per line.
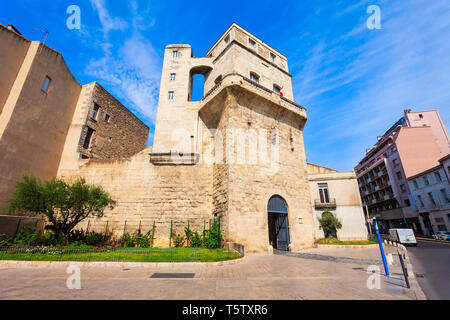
<box><xmin>217</xmin><ymin>87</ymin><xmax>315</xmax><ymax>252</ymax></box>
<box><xmin>59</xmin><ymin>148</ymin><xmax>214</xmax><ymax>247</ymax></box>
<box><xmin>0</xmin><ymin>215</ymin><xmax>45</xmax><ymax>238</ymax></box>
<box><xmin>78</xmin><ymin>82</ymin><xmax>149</xmax><ymax>160</ymax></box>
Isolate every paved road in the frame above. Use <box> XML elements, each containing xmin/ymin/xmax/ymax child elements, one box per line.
<box><xmin>0</xmin><ymin>253</ymin><xmax>417</xmax><ymax>300</ymax></box>
<box><xmin>407</xmin><ymin>240</ymin><xmax>450</xmax><ymax>300</ymax></box>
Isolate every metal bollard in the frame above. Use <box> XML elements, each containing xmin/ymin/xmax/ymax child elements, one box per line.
<box><xmin>397</xmin><ymin>248</ymin><xmax>410</xmax><ymax>289</ymax></box>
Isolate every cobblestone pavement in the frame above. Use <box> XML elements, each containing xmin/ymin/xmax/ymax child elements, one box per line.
<box><xmin>0</xmin><ymin>251</ymin><xmax>422</xmax><ymax>300</ymax></box>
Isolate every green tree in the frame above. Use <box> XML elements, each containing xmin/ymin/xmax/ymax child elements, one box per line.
<box><xmin>318</xmin><ymin>209</ymin><xmax>342</xmax><ymax>239</ymax></box>
<box><xmin>9</xmin><ymin>176</ymin><xmax>116</xmax><ymax>241</ymax></box>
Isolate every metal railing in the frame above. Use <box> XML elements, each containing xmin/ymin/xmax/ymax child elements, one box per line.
<box><xmin>314</xmin><ymin>199</ymin><xmax>337</xmax><ymax>208</ymax></box>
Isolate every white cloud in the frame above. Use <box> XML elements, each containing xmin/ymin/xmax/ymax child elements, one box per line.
<box><xmin>85</xmin><ymin>1</ymin><xmax>162</xmax><ymax>129</ymax></box>
<box><xmin>90</xmin><ymin>0</ymin><xmax>128</xmax><ymax>36</ymax></box>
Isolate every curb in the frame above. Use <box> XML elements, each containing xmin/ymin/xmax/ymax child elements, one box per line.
<box><xmin>384</xmin><ymin>242</ymin><xmax>427</xmax><ymax>300</ymax></box>
<box><xmin>317</xmin><ymin>244</ymin><xmax>379</xmax><ymax>249</ymax></box>
<box><xmin>275</xmin><ymin>249</ymin><xmax>383</xmax><ymax>266</ymax></box>
<box><xmin>0</xmin><ymin>255</ymin><xmax>247</xmax><ymax>269</ymax></box>
<box><xmin>416</xmin><ymin>237</ymin><xmax>450</xmax><ymax>245</ymax></box>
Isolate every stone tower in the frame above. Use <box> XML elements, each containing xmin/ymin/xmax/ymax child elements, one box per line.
<box><xmin>152</xmin><ymin>23</ymin><xmax>315</xmax><ymax>251</ymax></box>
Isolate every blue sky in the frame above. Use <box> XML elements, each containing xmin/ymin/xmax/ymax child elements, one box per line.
<box><xmin>1</xmin><ymin>0</ymin><xmax>449</xmax><ymax>171</ymax></box>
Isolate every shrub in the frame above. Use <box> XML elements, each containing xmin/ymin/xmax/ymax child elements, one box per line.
<box><xmin>8</xmin><ymin>176</ymin><xmax>116</xmax><ymax>241</ymax></box>
<box><xmin>13</xmin><ymin>227</ymin><xmax>41</xmax><ymax>246</ymax></box>
<box><xmin>184</xmin><ymin>226</ymin><xmax>193</xmax><ymax>246</ymax></box>
<box><xmin>0</xmin><ymin>233</ymin><xmax>11</xmax><ymax>247</ymax></box>
<box><xmin>85</xmin><ymin>231</ymin><xmax>105</xmax><ymax>246</ymax></box>
<box><xmin>318</xmin><ymin>209</ymin><xmax>342</xmax><ymax>238</ymax></box>
<box><xmin>203</xmin><ymin>218</ymin><xmax>223</xmax><ymax>249</ymax></box>
<box><xmin>190</xmin><ymin>232</ymin><xmax>203</xmax><ymax>248</ymax></box>
<box><xmin>184</xmin><ymin>226</ymin><xmax>203</xmax><ymax>248</ymax></box>
<box><xmin>121</xmin><ymin>230</ymin><xmax>153</xmax><ymax>248</ymax></box>
<box><xmin>68</xmin><ymin>229</ymin><xmax>86</xmax><ymax>243</ymax></box>
<box><xmin>172</xmin><ymin>233</ymin><xmax>186</xmax><ymax>248</ymax></box>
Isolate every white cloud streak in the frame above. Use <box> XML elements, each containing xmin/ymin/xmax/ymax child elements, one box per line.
<box><xmin>85</xmin><ymin>0</ymin><xmax>162</xmax><ymax>129</ymax></box>
<box><xmin>296</xmin><ymin>0</ymin><xmax>450</xmax><ymax>170</ymax></box>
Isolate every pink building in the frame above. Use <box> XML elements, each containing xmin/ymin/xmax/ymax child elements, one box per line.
<box><xmin>354</xmin><ymin>109</ymin><xmax>449</xmax><ymax>233</ymax></box>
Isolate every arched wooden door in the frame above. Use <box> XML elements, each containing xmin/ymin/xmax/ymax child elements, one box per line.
<box><xmin>268</xmin><ymin>195</ymin><xmax>290</xmax><ymax>251</ymax></box>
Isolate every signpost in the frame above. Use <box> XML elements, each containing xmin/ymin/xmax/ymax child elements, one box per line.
<box><xmin>369</xmin><ymin>218</ymin><xmax>390</xmax><ymax>277</ymax></box>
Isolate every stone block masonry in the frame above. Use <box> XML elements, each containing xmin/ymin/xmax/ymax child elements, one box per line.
<box><xmin>59</xmin><ymin>149</ymin><xmax>214</xmax><ymax>248</ymax></box>
<box><xmin>78</xmin><ymin>82</ymin><xmax>149</xmax><ymax>160</ymax></box>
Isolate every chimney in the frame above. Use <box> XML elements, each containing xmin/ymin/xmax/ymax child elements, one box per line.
<box><xmin>7</xmin><ymin>24</ymin><xmax>22</xmax><ymax>35</ymax></box>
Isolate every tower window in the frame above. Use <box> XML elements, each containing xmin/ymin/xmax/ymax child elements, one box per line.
<box><xmin>249</xmin><ymin>38</ymin><xmax>256</xmax><ymax>49</ymax></box>
<box><xmin>105</xmin><ymin>114</ymin><xmax>110</xmax><ymax>123</ymax></box>
<box><xmin>249</xmin><ymin>72</ymin><xmax>259</xmax><ymax>83</ymax></box>
<box><xmin>270</xmin><ymin>53</ymin><xmax>276</xmax><ymax>62</ymax></box>
<box><xmin>41</xmin><ymin>76</ymin><xmax>51</xmax><ymax>93</ymax></box>
<box><xmin>224</xmin><ymin>34</ymin><xmax>230</xmax><ymax>44</ymax></box>
<box><xmin>168</xmin><ymin>91</ymin><xmax>174</xmax><ymax>100</ymax></box>
<box><xmin>170</xmin><ymin>73</ymin><xmax>176</xmax><ymax>81</ymax></box>
<box><xmin>173</xmin><ymin>51</ymin><xmax>178</xmax><ymax>58</ymax></box>
<box><xmin>273</xmin><ymin>84</ymin><xmax>281</xmax><ymax>94</ymax></box>
<box><xmin>91</xmin><ymin>104</ymin><xmax>100</xmax><ymax>120</ymax></box>
<box><xmin>83</xmin><ymin>127</ymin><xmax>94</xmax><ymax>149</ymax></box>
<box><xmin>214</xmin><ymin>75</ymin><xmax>223</xmax><ymax>85</ymax></box>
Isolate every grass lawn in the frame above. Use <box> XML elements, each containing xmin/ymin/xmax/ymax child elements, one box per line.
<box><xmin>0</xmin><ymin>247</ymin><xmax>242</xmax><ymax>262</ymax></box>
<box><xmin>317</xmin><ymin>238</ymin><xmax>377</xmax><ymax>245</ymax></box>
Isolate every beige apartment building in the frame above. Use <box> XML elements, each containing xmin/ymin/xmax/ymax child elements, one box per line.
<box><xmin>57</xmin><ymin>23</ymin><xmax>368</xmax><ymax>252</ymax></box>
<box><xmin>0</xmin><ymin>24</ymin><xmax>149</xmax><ymax>214</ymax></box>
<box><xmin>307</xmin><ymin>164</ymin><xmax>368</xmax><ymax>240</ymax></box>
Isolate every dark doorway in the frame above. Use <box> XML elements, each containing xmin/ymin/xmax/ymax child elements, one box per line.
<box><xmin>268</xmin><ymin>195</ymin><xmax>290</xmax><ymax>251</ymax></box>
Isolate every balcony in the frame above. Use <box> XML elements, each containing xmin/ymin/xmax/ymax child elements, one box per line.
<box><xmin>315</xmin><ymin>199</ymin><xmax>337</xmax><ymax>209</ymax></box>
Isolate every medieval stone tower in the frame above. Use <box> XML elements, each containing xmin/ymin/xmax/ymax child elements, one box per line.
<box><xmin>151</xmin><ymin>23</ymin><xmax>315</xmax><ymax>251</ymax></box>
<box><xmin>59</xmin><ymin>23</ymin><xmax>315</xmax><ymax>252</ymax></box>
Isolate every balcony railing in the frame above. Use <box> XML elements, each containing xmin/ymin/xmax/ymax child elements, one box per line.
<box><xmin>315</xmin><ymin>199</ymin><xmax>337</xmax><ymax>208</ymax></box>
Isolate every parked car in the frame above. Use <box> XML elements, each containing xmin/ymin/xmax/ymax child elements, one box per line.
<box><xmin>433</xmin><ymin>231</ymin><xmax>450</xmax><ymax>241</ymax></box>
<box><xmin>389</xmin><ymin>229</ymin><xmax>418</xmax><ymax>246</ymax></box>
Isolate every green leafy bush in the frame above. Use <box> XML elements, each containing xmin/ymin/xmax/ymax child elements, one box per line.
<box><xmin>318</xmin><ymin>209</ymin><xmax>342</xmax><ymax>238</ymax></box>
<box><xmin>120</xmin><ymin>230</ymin><xmax>153</xmax><ymax>248</ymax></box>
<box><xmin>172</xmin><ymin>233</ymin><xmax>186</xmax><ymax>248</ymax></box>
<box><xmin>85</xmin><ymin>231</ymin><xmax>105</xmax><ymax>245</ymax></box>
<box><xmin>0</xmin><ymin>233</ymin><xmax>11</xmax><ymax>247</ymax></box>
<box><xmin>13</xmin><ymin>227</ymin><xmax>41</xmax><ymax>246</ymax></box>
<box><xmin>8</xmin><ymin>176</ymin><xmax>116</xmax><ymax>241</ymax></box>
<box><xmin>203</xmin><ymin>218</ymin><xmax>223</xmax><ymax>249</ymax></box>
<box><xmin>67</xmin><ymin>229</ymin><xmax>107</xmax><ymax>246</ymax></box>
<box><xmin>190</xmin><ymin>232</ymin><xmax>203</xmax><ymax>248</ymax></box>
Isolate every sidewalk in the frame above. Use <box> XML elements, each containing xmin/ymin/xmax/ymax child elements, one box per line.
<box><xmin>0</xmin><ymin>251</ymin><xmax>424</xmax><ymax>300</ymax></box>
